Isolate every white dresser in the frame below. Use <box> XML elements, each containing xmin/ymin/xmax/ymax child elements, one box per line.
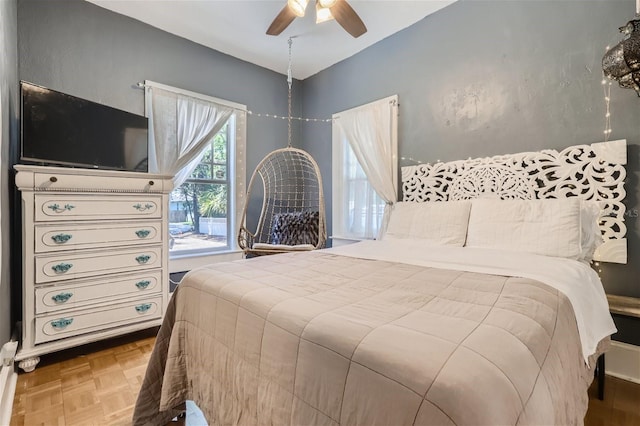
<box><xmin>14</xmin><ymin>165</ymin><xmax>173</xmax><ymax>372</ymax></box>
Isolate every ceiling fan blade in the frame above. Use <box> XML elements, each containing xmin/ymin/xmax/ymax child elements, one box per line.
<box><xmin>266</xmin><ymin>4</ymin><xmax>297</xmax><ymax>36</ymax></box>
<box><xmin>330</xmin><ymin>0</ymin><xmax>367</xmax><ymax>38</ymax></box>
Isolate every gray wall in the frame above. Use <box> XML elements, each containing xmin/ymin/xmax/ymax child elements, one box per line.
<box><xmin>16</xmin><ymin>0</ymin><xmax>303</xmax><ymax>248</ymax></box>
<box><xmin>18</xmin><ymin>0</ymin><xmax>301</xmax><ymax>173</ymax></box>
<box><xmin>0</xmin><ymin>0</ymin><xmax>18</xmax><ymax>345</ymax></box>
<box><xmin>301</xmin><ymin>1</ymin><xmax>640</xmax><ymax>342</ymax></box>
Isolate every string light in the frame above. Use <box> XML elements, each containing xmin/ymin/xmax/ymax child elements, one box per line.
<box><xmin>594</xmin><ymin>261</ymin><xmax>602</xmax><ymax>274</ymax></box>
<box><xmin>247</xmin><ymin>37</ymin><xmax>332</xmax><ymax>126</ymax></box>
<box><xmin>400</xmin><ymin>156</ymin><xmax>424</xmax><ymax>164</ymax></box>
<box><xmin>246</xmin><ymin>110</ymin><xmax>332</xmax><ymax>123</ymax></box>
<box><xmin>602</xmin><ymin>45</ymin><xmax>613</xmax><ymax>141</ymax></box>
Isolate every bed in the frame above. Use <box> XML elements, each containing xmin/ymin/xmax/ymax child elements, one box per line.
<box><xmin>133</xmin><ymin>140</ymin><xmax>625</xmax><ymax>426</ymax></box>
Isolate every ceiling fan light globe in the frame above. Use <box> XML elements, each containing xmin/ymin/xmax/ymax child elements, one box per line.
<box><xmin>287</xmin><ymin>0</ymin><xmax>308</xmax><ymax>17</ymax></box>
<box><xmin>315</xmin><ymin>3</ymin><xmax>334</xmax><ymax>23</ymax></box>
<box><xmin>318</xmin><ymin>0</ymin><xmax>337</xmax><ymax>8</ymax></box>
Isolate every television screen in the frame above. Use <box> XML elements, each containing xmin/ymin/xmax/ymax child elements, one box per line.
<box><xmin>20</xmin><ymin>81</ymin><xmax>149</xmax><ymax>172</ymax></box>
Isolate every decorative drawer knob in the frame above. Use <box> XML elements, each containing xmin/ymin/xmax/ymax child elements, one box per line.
<box><xmin>135</xmin><ymin>280</ymin><xmax>151</xmax><ymax>289</ymax></box>
<box><xmin>148</xmin><ymin>180</ymin><xmax>155</xmax><ymax>186</ymax></box>
<box><xmin>51</xmin><ymin>263</ymin><xmax>73</xmax><ymax>273</ymax></box>
<box><xmin>135</xmin><ymin>255</ymin><xmax>151</xmax><ymax>264</ymax></box>
<box><xmin>51</xmin><ymin>318</ymin><xmax>73</xmax><ymax>329</ymax></box>
<box><xmin>135</xmin><ymin>229</ymin><xmax>151</xmax><ymax>238</ymax></box>
<box><xmin>51</xmin><ymin>234</ymin><xmax>73</xmax><ymax>244</ymax></box>
<box><xmin>133</xmin><ymin>203</ymin><xmax>154</xmax><ymax>212</ymax></box>
<box><xmin>49</xmin><ymin>176</ymin><xmax>57</xmax><ymax>183</ymax></box>
<box><xmin>51</xmin><ymin>292</ymin><xmax>73</xmax><ymax>303</ymax></box>
<box><xmin>135</xmin><ymin>303</ymin><xmax>152</xmax><ymax>313</ymax></box>
<box><xmin>47</xmin><ymin>204</ymin><xmax>75</xmax><ymax>213</ymax></box>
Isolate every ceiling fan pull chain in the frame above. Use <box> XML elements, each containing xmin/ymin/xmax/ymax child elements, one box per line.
<box><xmin>287</xmin><ymin>37</ymin><xmax>293</xmax><ymax>148</ymax></box>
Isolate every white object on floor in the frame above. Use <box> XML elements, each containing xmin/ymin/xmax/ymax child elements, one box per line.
<box><xmin>0</xmin><ymin>340</ymin><xmax>18</xmax><ymax>425</ymax></box>
<box><xmin>185</xmin><ymin>400</ymin><xmax>208</xmax><ymax>425</ymax></box>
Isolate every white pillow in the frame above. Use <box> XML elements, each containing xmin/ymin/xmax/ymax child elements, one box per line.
<box><xmin>465</xmin><ymin>198</ymin><xmax>582</xmax><ymax>259</ymax></box>
<box><xmin>384</xmin><ymin>201</ymin><xmax>472</xmax><ymax>247</ymax></box>
<box><xmin>580</xmin><ymin>200</ymin><xmax>604</xmax><ymax>262</ymax></box>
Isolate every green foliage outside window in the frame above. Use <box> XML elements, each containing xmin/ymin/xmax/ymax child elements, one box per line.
<box><xmin>172</xmin><ymin>124</ymin><xmax>230</xmax><ymax>228</ymax></box>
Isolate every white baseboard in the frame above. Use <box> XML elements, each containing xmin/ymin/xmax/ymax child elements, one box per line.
<box><xmin>606</xmin><ymin>340</ymin><xmax>640</xmax><ymax>384</ymax></box>
<box><xmin>0</xmin><ymin>340</ymin><xmax>18</xmax><ymax>425</ymax></box>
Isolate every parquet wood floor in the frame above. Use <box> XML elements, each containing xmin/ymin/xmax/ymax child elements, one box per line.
<box><xmin>10</xmin><ymin>328</ymin><xmax>157</xmax><ymax>426</ymax></box>
<box><xmin>9</xmin><ymin>329</ymin><xmax>640</xmax><ymax>425</ymax></box>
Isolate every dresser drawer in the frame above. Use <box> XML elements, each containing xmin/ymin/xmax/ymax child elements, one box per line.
<box><xmin>35</xmin><ymin>271</ymin><xmax>162</xmax><ymax>314</ymax></box>
<box><xmin>35</xmin><ymin>246</ymin><xmax>162</xmax><ymax>283</ymax></box>
<box><xmin>35</xmin><ymin>221</ymin><xmax>163</xmax><ymax>253</ymax></box>
<box><xmin>32</xmin><ymin>172</ymin><xmax>167</xmax><ymax>192</ymax></box>
<box><xmin>35</xmin><ymin>296</ymin><xmax>162</xmax><ymax>344</ymax></box>
<box><xmin>34</xmin><ymin>194</ymin><xmax>162</xmax><ymax>221</ymax></box>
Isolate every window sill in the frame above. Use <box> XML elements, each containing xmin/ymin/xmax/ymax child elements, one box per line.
<box><xmin>330</xmin><ymin>236</ymin><xmax>369</xmax><ymax>248</ymax></box>
<box><xmin>330</xmin><ymin>236</ymin><xmax>365</xmax><ymax>242</ymax></box>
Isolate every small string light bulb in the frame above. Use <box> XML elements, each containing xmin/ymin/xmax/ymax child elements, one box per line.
<box><xmin>601</xmin><ymin>70</ymin><xmax>613</xmax><ymax>142</ymax></box>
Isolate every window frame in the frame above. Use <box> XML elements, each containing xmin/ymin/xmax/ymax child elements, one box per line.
<box><xmin>168</xmin><ymin>108</ymin><xmax>246</xmax><ymax>273</ymax></box>
<box><xmin>143</xmin><ymin>81</ymin><xmax>247</xmax><ymax>272</ymax></box>
<box><xmin>169</xmin><ymin>120</ymin><xmax>233</xmax><ymax>257</ymax></box>
<box><xmin>332</xmin><ymin>136</ymin><xmax>386</xmax><ymax>241</ymax></box>
<box><xmin>331</xmin><ymin>96</ymin><xmax>398</xmax><ymax>245</ymax></box>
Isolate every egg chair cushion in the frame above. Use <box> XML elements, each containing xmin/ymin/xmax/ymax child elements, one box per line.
<box><xmin>270</xmin><ymin>211</ymin><xmax>320</xmax><ymax>246</ymax></box>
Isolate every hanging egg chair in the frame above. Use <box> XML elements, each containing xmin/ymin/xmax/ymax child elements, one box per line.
<box><xmin>238</xmin><ymin>146</ymin><xmax>326</xmax><ymax>256</ymax></box>
<box><xmin>239</xmin><ymin>38</ymin><xmax>326</xmax><ymax>256</ymax></box>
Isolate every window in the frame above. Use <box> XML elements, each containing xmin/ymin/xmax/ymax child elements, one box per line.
<box><xmin>169</xmin><ymin>116</ymin><xmax>239</xmax><ymax>256</ymax></box>
<box><xmin>144</xmin><ymin>81</ymin><xmax>247</xmax><ymax>266</ymax></box>
<box><xmin>332</xmin><ymin>96</ymin><xmax>398</xmax><ymax>243</ymax></box>
<box><xmin>334</xmin><ymin>141</ymin><xmax>386</xmax><ymax>240</ymax></box>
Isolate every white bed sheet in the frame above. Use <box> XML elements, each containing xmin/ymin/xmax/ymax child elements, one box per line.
<box><xmin>328</xmin><ymin>240</ymin><xmax>616</xmax><ymax>362</ymax></box>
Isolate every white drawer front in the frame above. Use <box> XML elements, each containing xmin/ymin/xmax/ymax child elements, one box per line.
<box><xmin>33</xmin><ymin>172</ymin><xmax>166</xmax><ymax>192</ymax></box>
<box><xmin>34</xmin><ymin>195</ymin><xmax>161</xmax><ymax>221</ymax></box>
<box><xmin>35</xmin><ymin>297</ymin><xmax>162</xmax><ymax>344</ymax></box>
<box><xmin>35</xmin><ymin>246</ymin><xmax>162</xmax><ymax>283</ymax></box>
<box><xmin>35</xmin><ymin>221</ymin><xmax>162</xmax><ymax>253</ymax></box>
<box><xmin>35</xmin><ymin>271</ymin><xmax>162</xmax><ymax>314</ymax></box>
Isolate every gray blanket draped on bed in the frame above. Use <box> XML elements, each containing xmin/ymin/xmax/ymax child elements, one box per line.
<box><xmin>133</xmin><ymin>251</ymin><xmax>605</xmax><ymax>426</ymax></box>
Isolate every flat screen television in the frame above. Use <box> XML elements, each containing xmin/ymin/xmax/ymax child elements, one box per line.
<box><xmin>20</xmin><ymin>81</ymin><xmax>149</xmax><ymax>172</ymax></box>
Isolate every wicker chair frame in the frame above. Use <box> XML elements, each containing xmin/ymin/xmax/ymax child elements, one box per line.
<box><xmin>238</xmin><ymin>147</ymin><xmax>326</xmax><ymax>256</ymax></box>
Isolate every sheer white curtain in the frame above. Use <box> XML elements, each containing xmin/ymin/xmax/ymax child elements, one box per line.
<box><xmin>333</xmin><ymin>95</ymin><xmax>398</xmax><ymax>239</ymax></box>
<box><xmin>146</xmin><ymin>86</ymin><xmax>233</xmax><ymax>186</ymax></box>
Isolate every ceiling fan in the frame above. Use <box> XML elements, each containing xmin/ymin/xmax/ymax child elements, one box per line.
<box><xmin>267</xmin><ymin>0</ymin><xmax>367</xmax><ymax>38</ymax></box>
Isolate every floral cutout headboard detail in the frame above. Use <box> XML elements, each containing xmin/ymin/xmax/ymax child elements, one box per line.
<box><xmin>401</xmin><ymin>139</ymin><xmax>627</xmax><ymax>263</ymax></box>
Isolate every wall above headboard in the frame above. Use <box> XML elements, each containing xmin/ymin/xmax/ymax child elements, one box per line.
<box><xmin>402</xmin><ymin>139</ymin><xmax>627</xmax><ymax>263</ymax></box>
<box><xmin>300</xmin><ymin>0</ymin><xmax>640</xmax><ymax>342</ymax></box>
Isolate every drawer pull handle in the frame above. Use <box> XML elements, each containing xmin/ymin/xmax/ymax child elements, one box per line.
<box><xmin>135</xmin><ymin>255</ymin><xmax>151</xmax><ymax>264</ymax></box>
<box><xmin>51</xmin><ymin>234</ymin><xmax>73</xmax><ymax>244</ymax></box>
<box><xmin>135</xmin><ymin>280</ymin><xmax>151</xmax><ymax>289</ymax></box>
<box><xmin>51</xmin><ymin>318</ymin><xmax>73</xmax><ymax>329</ymax></box>
<box><xmin>135</xmin><ymin>229</ymin><xmax>151</xmax><ymax>238</ymax></box>
<box><xmin>51</xmin><ymin>292</ymin><xmax>73</xmax><ymax>303</ymax></box>
<box><xmin>135</xmin><ymin>303</ymin><xmax>152</xmax><ymax>313</ymax></box>
<box><xmin>133</xmin><ymin>203</ymin><xmax>154</xmax><ymax>212</ymax></box>
<box><xmin>51</xmin><ymin>263</ymin><xmax>73</xmax><ymax>273</ymax></box>
<box><xmin>49</xmin><ymin>176</ymin><xmax>58</xmax><ymax>183</ymax></box>
<box><xmin>47</xmin><ymin>203</ymin><xmax>75</xmax><ymax>213</ymax></box>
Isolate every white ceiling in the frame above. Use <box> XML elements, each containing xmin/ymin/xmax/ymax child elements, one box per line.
<box><xmin>86</xmin><ymin>0</ymin><xmax>455</xmax><ymax>80</ymax></box>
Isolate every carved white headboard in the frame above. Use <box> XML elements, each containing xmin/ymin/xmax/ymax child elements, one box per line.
<box><xmin>401</xmin><ymin>139</ymin><xmax>627</xmax><ymax>263</ymax></box>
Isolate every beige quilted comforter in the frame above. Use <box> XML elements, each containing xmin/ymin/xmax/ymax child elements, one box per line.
<box><xmin>133</xmin><ymin>250</ymin><xmax>606</xmax><ymax>426</ymax></box>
